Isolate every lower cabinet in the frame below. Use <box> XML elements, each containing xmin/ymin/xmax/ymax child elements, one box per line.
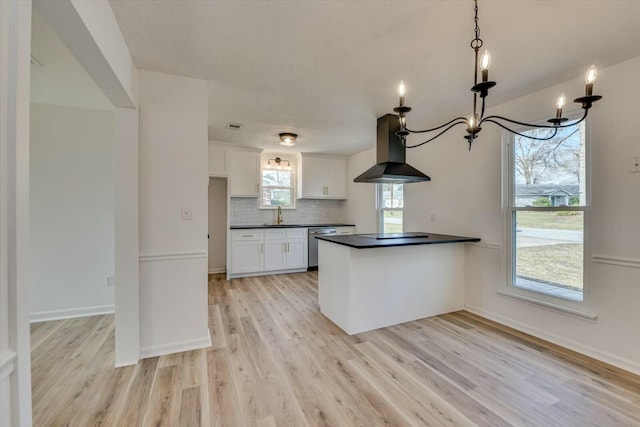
<box><xmin>230</xmin><ymin>228</ymin><xmax>308</xmax><ymax>278</ymax></box>
<box><xmin>230</xmin><ymin>230</ymin><xmax>264</xmax><ymax>274</ymax></box>
<box><xmin>336</xmin><ymin>226</ymin><xmax>356</xmax><ymax>235</ymax></box>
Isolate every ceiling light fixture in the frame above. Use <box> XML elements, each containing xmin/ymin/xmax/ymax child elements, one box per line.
<box><xmin>393</xmin><ymin>0</ymin><xmax>603</xmax><ymax>151</ymax></box>
<box><xmin>279</xmin><ymin>132</ymin><xmax>298</xmax><ymax>147</ymax></box>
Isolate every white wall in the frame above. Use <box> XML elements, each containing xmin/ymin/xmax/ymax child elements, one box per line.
<box><xmin>1</xmin><ymin>1</ymin><xmax>32</xmax><ymax>425</ymax></box>
<box><xmin>208</xmin><ymin>177</ymin><xmax>227</xmax><ymax>273</ymax></box>
<box><xmin>138</xmin><ymin>70</ymin><xmax>210</xmax><ymax>358</ymax></box>
<box><xmin>29</xmin><ymin>103</ymin><xmax>115</xmax><ymax>320</ymax></box>
<box><xmin>114</xmin><ymin>107</ymin><xmax>139</xmax><ymax>366</ymax></box>
<box><xmin>392</xmin><ymin>57</ymin><xmax>640</xmax><ymax>374</ymax></box>
<box><xmin>345</xmin><ymin>147</ymin><xmax>377</xmax><ymax>233</ymax></box>
<box><xmin>35</xmin><ymin>0</ymin><xmax>137</xmax><ymax>107</ymax></box>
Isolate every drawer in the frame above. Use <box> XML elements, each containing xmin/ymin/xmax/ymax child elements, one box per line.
<box><xmin>336</xmin><ymin>226</ymin><xmax>355</xmax><ymax>235</ymax></box>
<box><xmin>265</xmin><ymin>229</ymin><xmax>286</xmax><ymax>241</ymax></box>
<box><xmin>286</xmin><ymin>229</ymin><xmax>307</xmax><ymax>240</ymax></box>
<box><xmin>231</xmin><ymin>230</ymin><xmax>263</xmax><ymax>242</ymax></box>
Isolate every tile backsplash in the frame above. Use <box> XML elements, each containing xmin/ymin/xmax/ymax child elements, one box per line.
<box><xmin>230</xmin><ymin>198</ymin><xmax>346</xmax><ymax>226</ymax></box>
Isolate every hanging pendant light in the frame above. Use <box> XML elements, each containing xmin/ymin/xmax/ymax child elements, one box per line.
<box><xmin>393</xmin><ymin>0</ymin><xmax>603</xmax><ymax>151</ymax></box>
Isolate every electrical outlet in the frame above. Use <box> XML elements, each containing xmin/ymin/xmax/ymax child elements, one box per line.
<box><xmin>630</xmin><ymin>156</ymin><xmax>640</xmax><ymax>173</ymax></box>
<box><xmin>105</xmin><ymin>275</ymin><xmax>114</xmax><ymax>287</ymax></box>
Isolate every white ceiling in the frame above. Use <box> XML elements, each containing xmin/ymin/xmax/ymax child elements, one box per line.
<box><xmin>31</xmin><ymin>6</ymin><xmax>113</xmax><ymax>110</ymax></box>
<box><xmin>110</xmin><ymin>0</ymin><xmax>640</xmax><ymax>155</ymax></box>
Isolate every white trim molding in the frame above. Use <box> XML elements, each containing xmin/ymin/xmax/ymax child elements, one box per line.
<box><xmin>30</xmin><ymin>304</ymin><xmax>115</xmax><ymax>323</ymax></box>
<box><xmin>496</xmin><ymin>290</ymin><xmax>597</xmax><ymax>321</ymax></box>
<box><xmin>140</xmin><ymin>330</ymin><xmax>211</xmax><ymax>359</ymax></box>
<box><xmin>464</xmin><ymin>305</ymin><xmax>640</xmax><ymax>376</ymax></box>
<box><xmin>139</xmin><ymin>251</ymin><xmax>207</xmax><ymax>263</ymax></box>
<box><xmin>0</xmin><ymin>351</ymin><xmax>17</xmax><ymax>382</ymax></box>
<box><xmin>467</xmin><ymin>242</ymin><xmax>501</xmax><ymax>251</ymax></box>
<box><xmin>592</xmin><ymin>255</ymin><xmax>640</xmax><ymax>269</ymax></box>
<box><xmin>208</xmin><ymin>267</ymin><xmax>225</xmax><ymax>274</ymax></box>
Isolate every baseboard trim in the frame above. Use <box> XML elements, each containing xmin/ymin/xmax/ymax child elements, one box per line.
<box><xmin>139</xmin><ymin>251</ymin><xmax>207</xmax><ymax>262</ymax></box>
<box><xmin>592</xmin><ymin>255</ymin><xmax>640</xmax><ymax>269</ymax></box>
<box><xmin>140</xmin><ymin>330</ymin><xmax>212</xmax><ymax>359</ymax></box>
<box><xmin>464</xmin><ymin>304</ymin><xmax>640</xmax><ymax>376</ymax></box>
<box><xmin>208</xmin><ymin>267</ymin><xmax>226</xmax><ymax>274</ymax></box>
<box><xmin>0</xmin><ymin>350</ymin><xmax>17</xmax><ymax>382</ymax></box>
<box><xmin>30</xmin><ymin>304</ymin><xmax>115</xmax><ymax>323</ymax></box>
<box><xmin>228</xmin><ymin>268</ymin><xmax>308</xmax><ymax>279</ymax></box>
<box><xmin>114</xmin><ymin>359</ymin><xmax>139</xmax><ymax>369</ymax></box>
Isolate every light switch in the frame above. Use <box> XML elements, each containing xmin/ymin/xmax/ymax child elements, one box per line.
<box><xmin>181</xmin><ymin>207</ymin><xmax>193</xmax><ymax>220</ymax></box>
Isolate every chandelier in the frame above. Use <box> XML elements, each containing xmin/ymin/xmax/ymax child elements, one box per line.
<box><xmin>393</xmin><ymin>0</ymin><xmax>603</xmax><ymax>150</ymax></box>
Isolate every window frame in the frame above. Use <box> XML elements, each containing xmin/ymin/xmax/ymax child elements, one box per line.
<box><xmin>260</xmin><ymin>166</ymin><xmax>296</xmax><ymax>209</ymax></box>
<box><xmin>377</xmin><ymin>183</ymin><xmax>404</xmax><ymax>234</ymax></box>
<box><xmin>502</xmin><ymin>112</ymin><xmax>594</xmax><ymax>316</ymax></box>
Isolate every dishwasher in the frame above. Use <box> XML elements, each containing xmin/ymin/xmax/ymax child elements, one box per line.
<box><xmin>308</xmin><ymin>227</ymin><xmax>337</xmax><ymax>270</ymax></box>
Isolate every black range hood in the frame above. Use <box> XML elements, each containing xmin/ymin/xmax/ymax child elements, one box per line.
<box><xmin>354</xmin><ymin>114</ymin><xmax>431</xmax><ymax>184</ymax></box>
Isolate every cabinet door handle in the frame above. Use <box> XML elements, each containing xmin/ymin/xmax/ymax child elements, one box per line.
<box><xmin>287</xmin><ymin>242</ymin><xmax>290</xmax><ymax>252</ymax></box>
<box><xmin>260</xmin><ymin>244</ymin><xmax>263</xmax><ymax>254</ymax></box>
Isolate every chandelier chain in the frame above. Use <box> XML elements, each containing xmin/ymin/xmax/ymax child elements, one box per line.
<box><xmin>471</xmin><ymin>0</ymin><xmax>483</xmax><ymax>49</ymax></box>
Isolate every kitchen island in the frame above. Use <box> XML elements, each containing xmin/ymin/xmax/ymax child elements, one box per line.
<box><xmin>316</xmin><ymin>232</ymin><xmax>480</xmax><ymax>335</ymax></box>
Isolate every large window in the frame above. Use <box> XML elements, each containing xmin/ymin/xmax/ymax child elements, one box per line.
<box><xmin>262</xmin><ymin>167</ymin><xmax>294</xmax><ymax>208</ymax></box>
<box><xmin>506</xmin><ymin>119</ymin><xmax>587</xmax><ymax>302</ymax></box>
<box><xmin>378</xmin><ymin>183</ymin><xmax>403</xmax><ymax>233</ymax></box>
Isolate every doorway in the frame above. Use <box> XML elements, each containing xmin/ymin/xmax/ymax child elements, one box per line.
<box><xmin>208</xmin><ymin>177</ymin><xmax>228</xmax><ymax>273</ymax></box>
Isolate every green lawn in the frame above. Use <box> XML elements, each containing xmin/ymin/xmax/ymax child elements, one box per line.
<box><xmin>382</xmin><ymin>211</ymin><xmax>403</xmax><ymax>233</ymax></box>
<box><xmin>516</xmin><ymin>243</ymin><xmax>583</xmax><ymax>289</ymax></box>
<box><xmin>516</xmin><ymin>211</ymin><xmax>583</xmax><ymax>230</ymax></box>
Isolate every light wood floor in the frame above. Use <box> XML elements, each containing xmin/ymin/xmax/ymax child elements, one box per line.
<box><xmin>32</xmin><ymin>272</ymin><xmax>640</xmax><ymax>426</ymax></box>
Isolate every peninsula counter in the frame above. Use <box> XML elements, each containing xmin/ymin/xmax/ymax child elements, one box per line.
<box><xmin>316</xmin><ymin>233</ymin><xmax>480</xmax><ymax>335</ymax></box>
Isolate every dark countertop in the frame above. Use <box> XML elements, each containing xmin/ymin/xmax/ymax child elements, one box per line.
<box><xmin>315</xmin><ymin>232</ymin><xmax>480</xmax><ymax>249</ymax></box>
<box><xmin>230</xmin><ymin>223</ymin><xmax>356</xmax><ymax>229</ymax></box>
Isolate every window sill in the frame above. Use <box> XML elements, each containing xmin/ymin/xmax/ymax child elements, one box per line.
<box><xmin>497</xmin><ymin>288</ymin><xmax>598</xmax><ymax>322</ymax></box>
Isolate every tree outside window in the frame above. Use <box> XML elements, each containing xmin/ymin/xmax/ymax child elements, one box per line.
<box><xmin>508</xmin><ymin>119</ymin><xmax>587</xmax><ymax>302</ymax></box>
<box><xmin>378</xmin><ymin>183</ymin><xmax>403</xmax><ymax>233</ymax></box>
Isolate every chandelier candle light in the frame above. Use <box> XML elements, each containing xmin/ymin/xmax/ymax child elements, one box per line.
<box><xmin>393</xmin><ymin>0</ymin><xmax>603</xmax><ymax>150</ymax></box>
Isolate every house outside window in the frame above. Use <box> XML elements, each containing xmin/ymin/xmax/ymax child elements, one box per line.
<box><xmin>261</xmin><ymin>161</ymin><xmax>294</xmax><ymax>208</ymax></box>
<box><xmin>505</xmin><ymin>117</ymin><xmax>588</xmax><ymax>303</ymax></box>
<box><xmin>378</xmin><ymin>183</ymin><xmax>403</xmax><ymax>233</ymax></box>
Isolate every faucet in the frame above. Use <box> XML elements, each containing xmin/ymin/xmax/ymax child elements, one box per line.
<box><xmin>276</xmin><ymin>206</ymin><xmax>284</xmax><ymax>225</ymax></box>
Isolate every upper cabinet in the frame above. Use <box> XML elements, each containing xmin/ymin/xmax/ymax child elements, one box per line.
<box><xmin>229</xmin><ymin>148</ymin><xmax>262</xmax><ymax>197</ymax></box>
<box><xmin>208</xmin><ymin>142</ymin><xmax>230</xmax><ymax>176</ymax></box>
<box><xmin>297</xmin><ymin>153</ymin><xmax>346</xmax><ymax>199</ymax></box>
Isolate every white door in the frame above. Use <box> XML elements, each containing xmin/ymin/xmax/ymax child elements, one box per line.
<box><xmin>231</xmin><ymin>242</ymin><xmax>263</xmax><ymax>273</ymax></box>
<box><xmin>285</xmin><ymin>240</ymin><xmax>307</xmax><ymax>269</ymax></box>
<box><xmin>264</xmin><ymin>242</ymin><xmax>286</xmax><ymax>271</ymax></box>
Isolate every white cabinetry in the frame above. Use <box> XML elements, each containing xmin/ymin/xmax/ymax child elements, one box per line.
<box><xmin>208</xmin><ymin>142</ymin><xmax>230</xmax><ymax>176</ymax></box>
<box><xmin>229</xmin><ymin>148</ymin><xmax>261</xmax><ymax>197</ymax></box>
<box><xmin>336</xmin><ymin>226</ymin><xmax>356</xmax><ymax>235</ymax></box>
<box><xmin>230</xmin><ymin>230</ymin><xmax>264</xmax><ymax>273</ymax></box>
<box><xmin>263</xmin><ymin>228</ymin><xmax>308</xmax><ymax>271</ymax></box>
<box><xmin>297</xmin><ymin>153</ymin><xmax>346</xmax><ymax>199</ymax></box>
<box><xmin>229</xmin><ymin>228</ymin><xmax>308</xmax><ymax>278</ymax></box>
